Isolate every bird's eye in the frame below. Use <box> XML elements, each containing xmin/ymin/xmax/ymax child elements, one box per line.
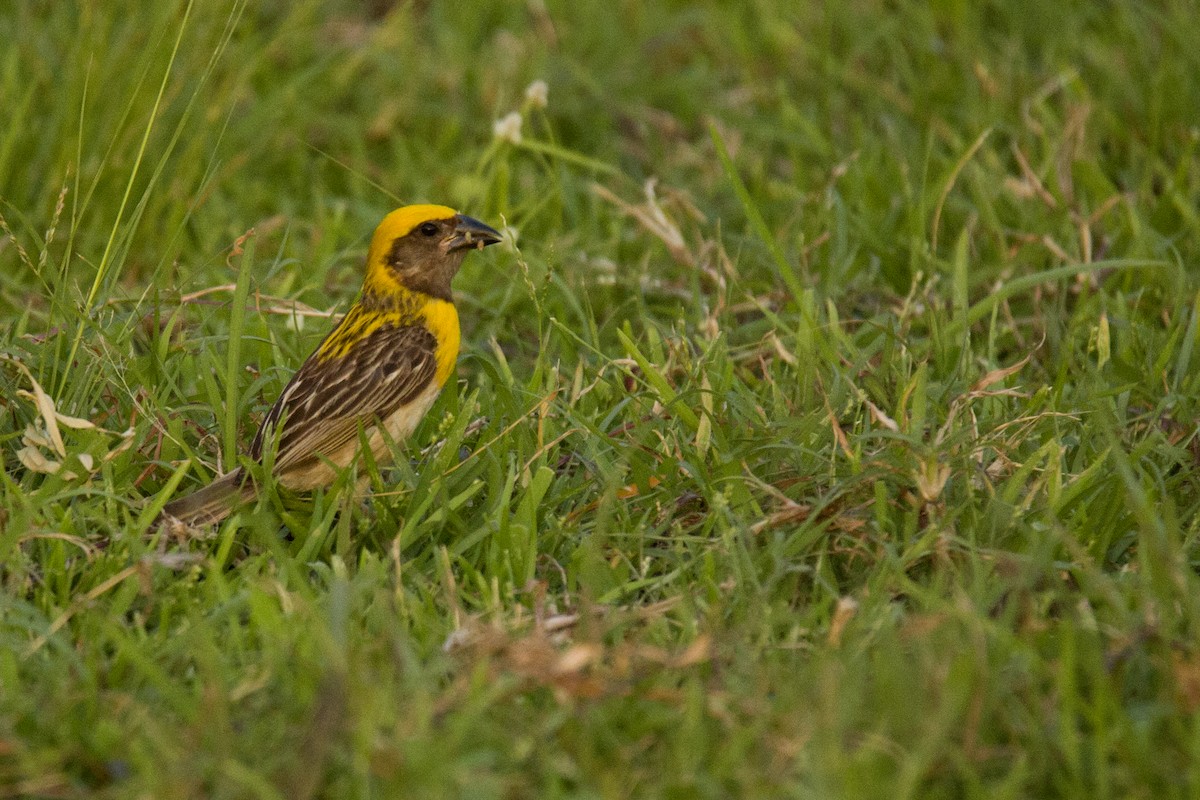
<box><xmin>418</xmin><ymin>222</ymin><xmax>439</xmax><ymax>237</ymax></box>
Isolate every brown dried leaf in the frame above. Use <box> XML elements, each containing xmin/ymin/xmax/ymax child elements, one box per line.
<box><xmin>915</xmin><ymin>458</ymin><xmax>951</xmax><ymax>503</ymax></box>
<box><xmin>1173</xmin><ymin>651</ymin><xmax>1200</xmax><ymax>713</ymax></box>
<box><xmin>16</xmin><ymin>387</ymin><xmax>64</xmax><ymax>458</ymax></box>
<box><xmin>673</xmin><ymin>635</ymin><xmax>712</xmax><ymax>667</ymax></box>
<box><xmin>750</xmin><ymin>501</ymin><xmax>812</xmax><ymax>534</ymax></box>
<box><xmin>867</xmin><ymin>400</ymin><xmax>900</xmax><ymax>432</ymax></box>
<box><xmin>22</xmin><ymin>423</ymin><xmax>53</xmax><ymax>450</ymax></box>
<box><xmin>53</xmin><ymin>410</ymin><xmax>96</xmax><ymax>430</ymax></box>
<box><xmin>828</xmin><ymin>597</ymin><xmax>859</xmax><ymax>647</ymax></box>
<box><xmin>969</xmin><ymin>353</ymin><xmax>1031</xmax><ymax>395</ymax></box>
<box><xmin>824</xmin><ymin>396</ymin><xmax>852</xmax><ymax>458</ymax></box>
<box><xmin>555</xmin><ymin>643</ymin><xmax>602</xmax><ymax>675</ymax></box>
<box><xmin>16</xmin><ymin>446</ymin><xmax>61</xmax><ymax>475</ymax></box>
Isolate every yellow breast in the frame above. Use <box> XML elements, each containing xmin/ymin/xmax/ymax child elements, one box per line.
<box><xmin>420</xmin><ymin>298</ymin><xmax>460</xmax><ymax>386</ymax></box>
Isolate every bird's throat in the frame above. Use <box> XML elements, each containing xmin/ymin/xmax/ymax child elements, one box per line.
<box><xmin>420</xmin><ymin>299</ymin><xmax>461</xmax><ymax>387</ymax></box>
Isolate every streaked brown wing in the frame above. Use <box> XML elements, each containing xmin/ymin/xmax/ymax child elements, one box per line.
<box><xmin>250</xmin><ymin>323</ymin><xmax>438</xmax><ymax>473</ymax></box>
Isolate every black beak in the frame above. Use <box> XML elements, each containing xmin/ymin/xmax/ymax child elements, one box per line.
<box><xmin>448</xmin><ymin>214</ymin><xmax>503</xmax><ymax>252</ymax></box>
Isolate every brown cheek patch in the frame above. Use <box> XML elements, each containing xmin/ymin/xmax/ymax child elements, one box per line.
<box><xmin>386</xmin><ymin>235</ymin><xmax>454</xmax><ymax>301</ymax></box>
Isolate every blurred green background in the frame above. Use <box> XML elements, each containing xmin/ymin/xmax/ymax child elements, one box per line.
<box><xmin>3</xmin><ymin>1</ymin><xmax>1200</xmax><ymax>797</ymax></box>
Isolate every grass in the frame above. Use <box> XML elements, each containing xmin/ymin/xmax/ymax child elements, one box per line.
<box><xmin>3</xmin><ymin>0</ymin><xmax>1200</xmax><ymax>796</ymax></box>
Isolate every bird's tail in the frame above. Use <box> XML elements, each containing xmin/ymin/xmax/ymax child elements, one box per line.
<box><xmin>159</xmin><ymin>469</ymin><xmax>257</xmax><ymax>528</ymax></box>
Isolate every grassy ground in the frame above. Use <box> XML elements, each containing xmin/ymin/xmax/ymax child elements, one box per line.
<box><xmin>3</xmin><ymin>0</ymin><xmax>1200</xmax><ymax>796</ymax></box>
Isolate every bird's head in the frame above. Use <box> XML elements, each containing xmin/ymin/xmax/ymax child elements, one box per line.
<box><xmin>363</xmin><ymin>204</ymin><xmax>502</xmax><ymax>302</ymax></box>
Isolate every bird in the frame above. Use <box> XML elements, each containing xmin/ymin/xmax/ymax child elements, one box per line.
<box><xmin>160</xmin><ymin>204</ymin><xmax>502</xmax><ymax>527</ymax></box>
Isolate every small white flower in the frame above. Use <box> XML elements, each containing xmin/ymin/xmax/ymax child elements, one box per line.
<box><xmin>524</xmin><ymin>79</ymin><xmax>549</xmax><ymax>109</ymax></box>
<box><xmin>492</xmin><ymin>111</ymin><xmax>523</xmax><ymax>145</ymax></box>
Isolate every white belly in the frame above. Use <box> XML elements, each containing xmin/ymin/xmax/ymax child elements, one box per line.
<box><xmin>279</xmin><ymin>382</ymin><xmax>443</xmax><ymax>491</ymax></box>
<box><xmin>370</xmin><ymin>381</ymin><xmax>444</xmax><ymax>459</ymax></box>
